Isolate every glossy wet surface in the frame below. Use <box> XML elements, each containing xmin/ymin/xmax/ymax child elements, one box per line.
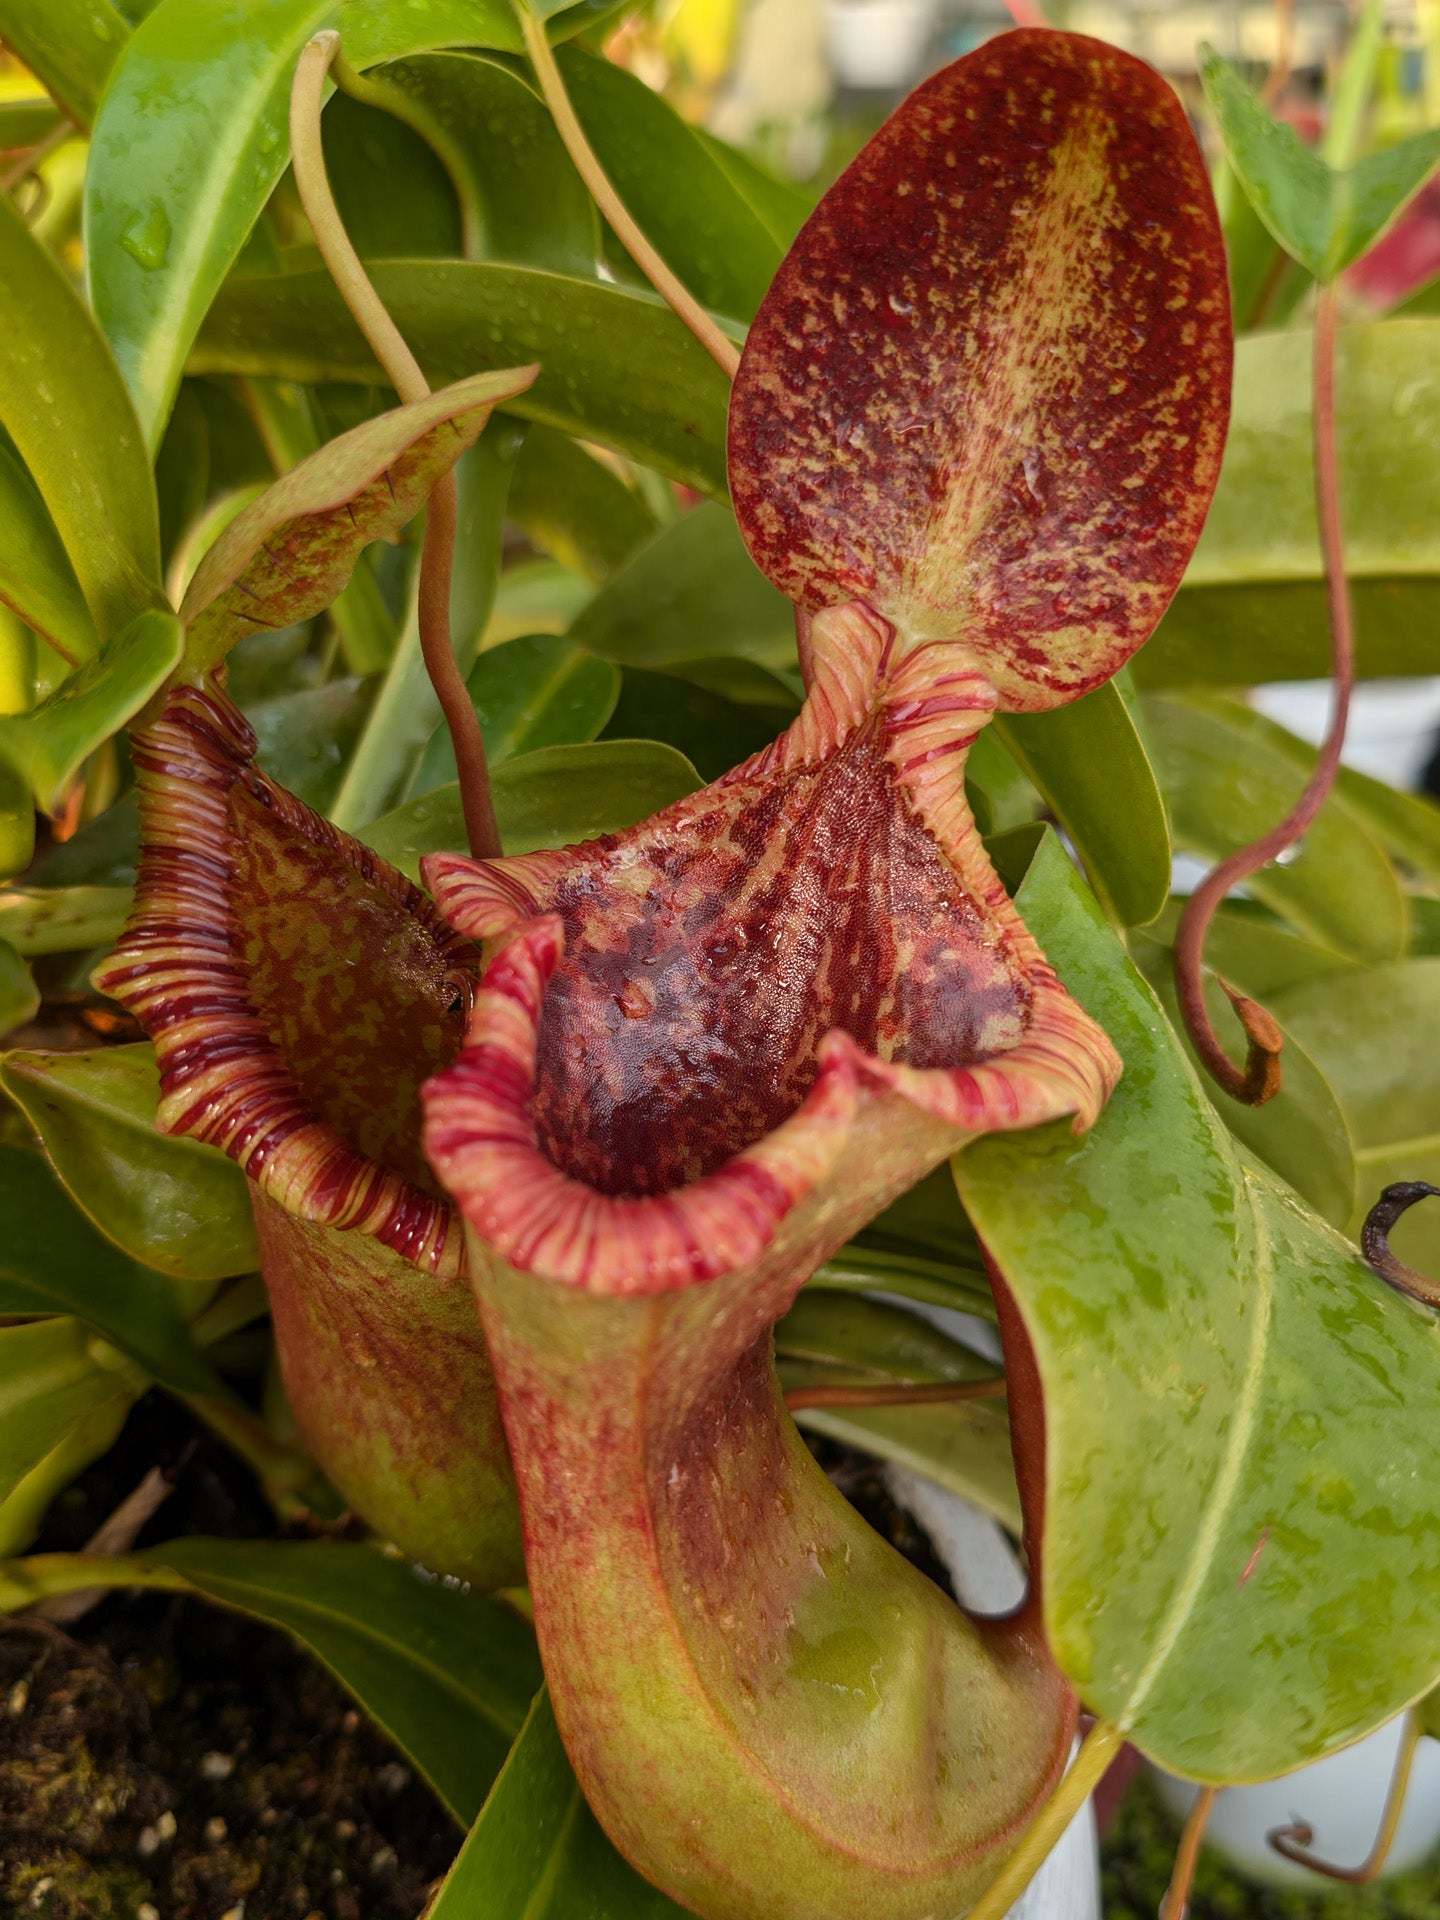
<box><xmin>532</xmin><ymin>721</ymin><xmax>1030</xmax><ymax>1197</ymax></box>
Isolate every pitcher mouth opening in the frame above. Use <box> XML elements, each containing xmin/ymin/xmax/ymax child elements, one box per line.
<box><xmin>422</xmin><ymin>604</ymin><xmax>1120</xmax><ymax>1294</ymax></box>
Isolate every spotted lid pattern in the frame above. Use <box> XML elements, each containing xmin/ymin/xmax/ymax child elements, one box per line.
<box><xmin>728</xmin><ymin>30</ymin><xmax>1231</xmax><ymax>712</ymax></box>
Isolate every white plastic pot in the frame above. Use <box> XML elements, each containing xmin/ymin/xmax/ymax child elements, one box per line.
<box><xmin>1152</xmin><ymin>1716</ymin><xmax>1440</xmax><ymax>1887</ymax></box>
<box><xmin>825</xmin><ymin>0</ymin><xmax>937</xmax><ymax>90</ymax></box>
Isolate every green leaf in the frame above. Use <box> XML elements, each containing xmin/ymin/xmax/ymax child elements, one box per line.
<box><xmin>775</xmin><ymin>1291</ymin><xmax>995</xmax><ymax>1387</ymax></box>
<box><xmin>85</xmin><ymin>0</ymin><xmax>335</xmax><ymax>452</ymax></box>
<box><xmin>1144</xmin><ymin>899</ymin><xmax>1364</xmax><ymax>1000</ymax></box>
<box><xmin>1333</xmin><ymin>762</ymin><xmax>1440</xmax><ymax>889</ymax></box>
<box><xmin>0</xmin><ymin>1539</ymin><xmax>542</xmax><ymax>1825</ymax></box>
<box><xmin>1141</xmin><ymin>321</ymin><xmax>1440</xmax><ymax>687</ymax></box>
<box><xmin>0</xmin><ymin>0</ymin><xmax>130</xmax><ymax>126</ymax></box>
<box><xmin>329</xmin><ymin>420</ymin><xmax>525</xmax><ymax>830</ymax></box>
<box><xmin>0</xmin><ymin>1318</ymin><xmax>134</xmax><ymax>1558</ymax></box>
<box><xmin>0</xmin><ymin>437</ymin><xmax>99</xmax><ymax>665</ymax></box>
<box><xmin>508</xmin><ymin>422</ymin><xmax>658</xmax><ymax>582</ymax></box>
<box><xmin>0</xmin><ymin>883</ymin><xmax>134</xmax><ymax>957</ymax></box>
<box><xmin>0</xmin><ymin>758</ymin><xmax>33</xmax><ymax>883</ymax></box>
<box><xmin>996</xmin><ymin>677</ymin><xmax>1170</xmax><ymax>928</ymax></box>
<box><xmin>0</xmin><ymin>610</ymin><xmax>183</xmax><ymax>813</ymax></box>
<box><xmin>0</xmin><ymin>939</ymin><xmax>38</xmax><ymax>1039</ymax></box>
<box><xmin>336</xmin><ymin>0</ymin><xmax>523</xmax><ymax>65</ymax></box>
<box><xmin>956</xmin><ymin>830</ymin><xmax>1440</xmax><ymax>1782</ymax></box>
<box><xmin>0</xmin><ymin>1144</ymin><xmax>219</xmax><ymax>1395</ymax></box>
<box><xmin>1128</xmin><ymin>929</ymin><xmax>1356</xmax><ymax>1229</ymax></box>
<box><xmin>0</xmin><ymin>193</ymin><xmax>163</xmax><ymax>642</ymax></box>
<box><xmin>965</xmin><ymin>730</ymin><xmax>1042</xmax><ymax>838</ymax></box>
<box><xmin>426</xmin><ymin>1686</ymin><xmax>691</xmax><ymax>1918</ymax></box>
<box><xmin>1142</xmin><ymin>691</ymin><xmax>1407</xmax><ymax>964</ymax></box>
<box><xmin>601</xmin><ymin>666</ymin><xmax>788</xmax><ymax>782</ymax></box>
<box><xmin>414</xmin><ymin>632</ymin><xmax>619</xmax><ymax>795</ymax></box>
<box><xmin>560</xmin><ymin>45</ymin><xmax>783</xmax><ymax>321</ymax></box>
<box><xmin>250</xmin><ymin>677</ymin><xmax>377</xmax><ymax>812</ymax></box>
<box><xmin>0</xmin><ymin>1045</ymin><xmax>259</xmax><ymax>1282</ymax></box>
<box><xmin>362</xmin><ymin>738</ymin><xmax>701</xmax><ymax>878</ymax></box>
<box><xmin>569</xmin><ymin>502</ymin><xmax>795</xmax><ymax>672</ymax></box>
<box><xmin>320</xmin><ymin>87</ymin><xmax>462</xmax><ymax>261</ymax></box>
<box><xmin>353</xmin><ymin>53</ymin><xmax>599</xmax><ymax>274</ymax></box>
<box><xmin>181</xmin><ymin>371</ymin><xmax>533</xmax><ymax>678</ymax></box>
<box><xmin>1199</xmin><ymin>45</ymin><xmax>1440</xmax><ymax>283</ymax></box>
<box><xmin>692</xmin><ymin>127</ymin><xmax>812</xmax><ymax>252</ymax></box>
<box><xmin>194</xmin><ymin>263</ymin><xmax>736</xmax><ymax>496</ymax></box>
<box><xmin>1268</xmin><ymin>959</ymin><xmax>1440</xmax><ymax>1285</ymax></box>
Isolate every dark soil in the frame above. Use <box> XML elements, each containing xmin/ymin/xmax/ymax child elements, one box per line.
<box><xmin>1</xmin><ymin>1394</ymin><xmax>459</xmax><ymax>1920</ymax></box>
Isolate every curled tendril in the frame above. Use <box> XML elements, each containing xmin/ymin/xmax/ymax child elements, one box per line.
<box><xmin>1268</xmin><ymin>1714</ymin><xmax>1422</xmax><ymax>1883</ymax></box>
<box><xmin>783</xmin><ymin>1376</ymin><xmax>1006</xmax><ymax>1413</ymax></box>
<box><xmin>1361</xmin><ymin>1183</ymin><xmax>1440</xmax><ymax>1309</ymax></box>
<box><xmin>1173</xmin><ymin>281</ymin><xmax>1354</xmax><ymax>1109</ymax></box>
<box><xmin>288</xmin><ymin>33</ymin><xmax>501</xmax><ymax>860</ymax></box>
<box><xmin>1161</xmin><ymin>1785</ymin><xmax>1217</xmax><ymax>1920</ymax></box>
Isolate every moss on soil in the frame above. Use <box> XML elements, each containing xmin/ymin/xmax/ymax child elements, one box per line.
<box><xmin>1102</xmin><ymin>1771</ymin><xmax>1440</xmax><ymax>1920</ymax></box>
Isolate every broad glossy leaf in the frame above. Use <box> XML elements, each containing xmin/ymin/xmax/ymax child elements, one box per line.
<box><xmin>0</xmin><ymin>759</ymin><xmax>32</xmax><ymax>882</ymax></box>
<box><xmin>601</xmin><ymin>666</ymin><xmax>788</xmax><ymax>781</ymax></box>
<box><xmin>775</xmin><ymin>1290</ymin><xmax>995</xmax><ymax>1386</ymax></box>
<box><xmin>0</xmin><ymin>883</ymin><xmax>134</xmax><ymax>956</ymax></box>
<box><xmin>181</xmin><ymin>371</ymin><xmax>532</xmax><ymax>678</ymax></box>
<box><xmin>0</xmin><ymin>193</ymin><xmax>162</xmax><ymax>642</ymax></box>
<box><xmin>193</xmin><ymin>264</ymin><xmax>736</xmax><ymax>496</ymax></box>
<box><xmin>362</xmin><ymin>739</ymin><xmax>701</xmax><ymax>878</ymax></box>
<box><xmin>1143</xmin><ymin>691</ymin><xmax>1407</xmax><ymax>964</ymax></box>
<box><xmin>1129</xmin><ymin>930</ymin><xmax>1356</xmax><ymax>1229</ymax></box>
<box><xmin>0</xmin><ymin>939</ymin><xmax>38</xmax><ymax>1039</ymax></box>
<box><xmin>1146</xmin><ymin>899</ymin><xmax>1362</xmax><ymax>998</ymax></box>
<box><xmin>0</xmin><ymin>610</ymin><xmax>183</xmax><ymax>813</ymax></box>
<box><xmin>355</xmin><ymin>53</ymin><xmax>598</xmax><ymax>274</ymax></box>
<box><xmin>729</xmin><ymin>33</ymin><xmax>1230</xmax><ymax>713</ymax></box>
<box><xmin>807</xmin><ymin>1249</ymin><xmax>995</xmax><ymax>1319</ymax></box>
<box><xmin>956</xmin><ymin>831</ymin><xmax>1440</xmax><ymax>1781</ymax></box>
<box><xmin>0</xmin><ymin>1539</ymin><xmax>542</xmax><ymax>1824</ymax></box>
<box><xmin>1269</xmin><ymin>959</ymin><xmax>1440</xmax><ymax>1284</ymax></box>
<box><xmin>334</xmin><ymin>0</ymin><xmax>624</xmax><ymax>63</ymax></box>
<box><xmin>330</xmin><ymin>422</ymin><xmax>524</xmax><ymax>829</ymax></box>
<box><xmin>1334</xmin><ymin>763</ymin><xmax>1440</xmax><ymax>888</ymax></box>
<box><xmin>0</xmin><ymin>1318</ymin><xmax>134</xmax><ymax>1558</ymax></box>
<box><xmin>85</xmin><ymin>0</ymin><xmax>335</xmax><ymax>452</ymax></box>
<box><xmin>24</xmin><ymin>793</ymin><xmax>139</xmax><ymax>890</ymax></box>
<box><xmin>0</xmin><ymin>437</ymin><xmax>98</xmax><ymax>665</ymax></box>
<box><xmin>508</xmin><ymin>423</ymin><xmax>658</xmax><ymax>582</ymax></box>
<box><xmin>1200</xmin><ymin>46</ymin><xmax>1440</xmax><ymax>283</ymax></box>
<box><xmin>560</xmin><ymin>45</ymin><xmax>782</xmax><ymax>321</ymax></box>
<box><xmin>427</xmin><ymin>1687</ymin><xmax>690</xmax><ymax>1918</ymax></box>
<box><xmin>964</xmin><ymin>729</ymin><xmax>1043</xmax><ymax>838</ymax></box>
<box><xmin>790</xmin><ymin>1394</ymin><xmax>1022</xmax><ymax>1536</ymax></box>
<box><xmin>250</xmin><ymin>677</ymin><xmax>376</xmax><ymax>811</ymax></box>
<box><xmin>0</xmin><ymin>1144</ymin><xmax>219</xmax><ymax>1395</ymax></box>
<box><xmin>414</xmin><ymin>632</ymin><xmax>619</xmax><ymax>794</ymax></box>
<box><xmin>321</xmin><ymin>88</ymin><xmax>461</xmax><ymax>261</ymax></box>
<box><xmin>996</xmin><ymin>678</ymin><xmax>1170</xmax><ymax>928</ymax></box>
<box><xmin>1</xmin><ymin>1045</ymin><xmax>258</xmax><ymax>1282</ymax></box>
<box><xmin>1142</xmin><ymin>322</ymin><xmax>1440</xmax><ymax>686</ymax></box>
<box><xmin>569</xmin><ymin>502</ymin><xmax>795</xmax><ymax>672</ymax></box>
<box><xmin>693</xmin><ymin>127</ymin><xmax>812</xmax><ymax>251</ymax></box>
<box><xmin>0</xmin><ymin>0</ymin><xmax>129</xmax><ymax>126</ymax></box>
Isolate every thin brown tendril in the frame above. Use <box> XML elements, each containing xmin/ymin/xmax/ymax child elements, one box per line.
<box><xmin>1362</xmin><ymin>1183</ymin><xmax>1440</xmax><ymax>1308</ymax></box>
<box><xmin>1162</xmin><ymin>1787</ymin><xmax>1217</xmax><ymax>1919</ymax></box>
<box><xmin>289</xmin><ymin>32</ymin><xmax>501</xmax><ymax>860</ymax></box>
<box><xmin>1174</xmin><ymin>280</ymin><xmax>1353</xmax><ymax>1107</ymax></box>
<box><xmin>1269</xmin><ymin>1714</ymin><xmax>1422</xmax><ymax>1882</ymax></box>
<box><xmin>784</xmin><ymin>1377</ymin><xmax>1006</xmax><ymax>1413</ymax></box>
<box><xmin>515</xmin><ymin>5</ymin><xmax>741</xmax><ymax>382</ymax></box>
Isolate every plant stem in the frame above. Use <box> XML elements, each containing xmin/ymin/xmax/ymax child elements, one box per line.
<box><xmin>964</xmin><ymin>1719</ymin><xmax>1125</xmax><ymax>1920</ymax></box>
<box><xmin>1173</xmin><ymin>279</ymin><xmax>1353</xmax><ymax>1106</ymax></box>
<box><xmin>515</xmin><ymin>5</ymin><xmax>741</xmax><ymax>383</ymax></box>
<box><xmin>1269</xmin><ymin>1715</ymin><xmax>1421</xmax><ymax>1881</ymax></box>
<box><xmin>1361</xmin><ymin>1182</ymin><xmax>1440</xmax><ymax>1307</ymax></box>
<box><xmin>1261</xmin><ymin>0</ymin><xmax>1296</xmax><ymax>106</ymax></box>
<box><xmin>1161</xmin><ymin>1785</ymin><xmax>1216</xmax><ymax>1918</ymax></box>
<box><xmin>784</xmin><ymin>1377</ymin><xmax>1006</xmax><ymax>1412</ymax></box>
<box><xmin>289</xmin><ymin>32</ymin><xmax>501</xmax><ymax>860</ymax></box>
